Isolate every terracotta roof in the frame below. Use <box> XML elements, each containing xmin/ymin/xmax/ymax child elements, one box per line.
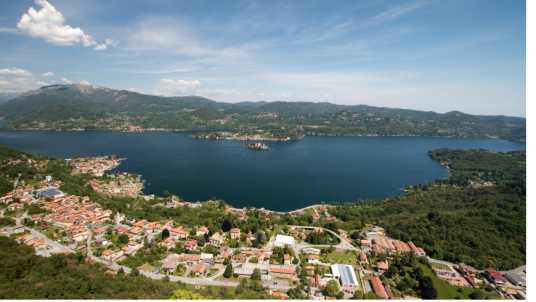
<box><xmin>270</xmin><ymin>268</ymin><xmax>295</xmax><ymax>274</ymax></box>
<box><xmin>370</xmin><ymin>276</ymin><xmax>387</xmax><ymax>299</ymax></box>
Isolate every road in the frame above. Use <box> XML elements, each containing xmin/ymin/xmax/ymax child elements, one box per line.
<box><xmin>26</xmin><ymin>227</ymin><xmax>75</xmax><ymax>254</ymax></box>
<box><xmin>227</xmin><ymin>204</ymin><xmax>332</xmax><ymax>216</ymax></box>
<box><xmin>13</xmin><ymin>174</ymin><xmax>21</xmax><ymax>189</ymax></box>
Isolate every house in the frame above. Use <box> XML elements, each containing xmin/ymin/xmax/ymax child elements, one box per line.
<box><xmin>360</xmin><ymin>253</ymin><xmax>368</xmax><ymax>264</ymax></box>
<box><xmin>304</xmin><ymin>266</ymin><xmax>314</xmax><ymax>275</ymax></box>
<box><xmin>337</xmin><ymin>229</ymin><xmax>346</xmax><ymax>236</ymax></box>
<box><xmin>128</xmin><ymin>241</ymin><xmax>139</xmax><ymax>250</ymax></box>
<box><xmin>221</xmin><ymin>252</ymin><xmax>232</xmax><ymax>259</ymax></box>
<box><xmin>235</xmin><ymin>253</ymin><xmax>245</xmax><ymax>261</ymax></box>
<box><xmin>408</xmin><ymin>242</ymin><xmax>426</xmax><ymax>256</ymax></box>
<box><xmin>272</xmin><ymin>292</ymin><xmax>288</xmax><ymax>300</ymax></box>
<box><xmin>283</xmin><ymin>254</ymin><xmax>291</xmax><ymax>265</ymax></box>
<box><xmin>230</xmin><ymin>228</ymin><xmax>240</xmax><ymax>240</ymax></box>
<box><xmin>217</xmin><ymin>246</ymin><xmax>230</xmax><ymax>256</ymax></box>
<box><xmin>209</xmin><ymin>232</ymin><xmax>223</xmax><ymax>247</ymax></box>
<box><xmin>371</xmin><ymin>244</ymin><xmax>385</xmax><ymax>254</ymax></box>
<box><xmin>246</xmin><ymin>231</ymin><xmax>252</xmax><ymax>241</ymax></box>
<box><xmin>258</xmin><ymin>253</ymin><xmax>271</xmax><ymax>264</ymax></box>
<box><xmin>194</xmin><ymin>264</ymin><xmax>206</xmax><ymax>276</ymax></box>
<box><xmin>370</xmin><ymin>276</ymin><xmax>387</xmax><ymax>299</ymax></box>
<box><xmin>459</xmin><ymin>263</ymin><xmax>478</xmax><ymax>277</ymax></box>
<box><xmin>124</xmin><ymin>247</ymin><xmax>137</xmax><ymax>257</ymax></box>
<box><xmin>483</xmin><ymin>268</ymin><xmax>508</xmax><ymax>285</ymax></box>
<box><xmin>184</xmin><ymin>240</ymin><xmax>197</xmax><ymax>250</ymax></box>
<box><xmin>101</xmin><ymin>249</ymin><xmax>115</xmax><ymax>260</ymax></box>
<box><xmin>114</xmin><ymin>225</ymin><xmax>129</xmax><ymax>235</ymax></box>
<box><xmin>308</xmin><ymin>254</ymin><xmax>320</xmax><ymax>264</ymax></box>
<box><xmin>179</xmin><ymin>254</ymin><xmax>202</xmax><ymax>265</ymax></box>
<box><xmin>36</xmin><ymin>225</ymin><xmax>50</xmax><ymax>231</ymax></box>
<box><xmin>13</xmin><ymin>224</ymin><xmax>25</xmax><ymax>234</ymax></box>
<box><xmin>392</xmin><ymin>240</ymin><xmax>411</xmax><ymax>253</ymax></box>
<box><xmin>301</xmin><ymin>233</ymin><xmax>306</xmax><ymax>240</ymax></box>
<box><xmin>376</xmin><ymin>262</ymin><xmax>388</xmax><ymax>274</ymax></box>
<box><xmin>315</xmin><ymin>274</ymin><xmax>322</xmax><ymax>287</ymax></box>
<box><xmin>7</xmin><ymin>203</ymin><xmax>23</xmax><ymax>211</ymax></box>
<box><xmin>162</xmin><ymin>261</ymin><xmax>178</xmax><ymax>273</ymax></box>
<box><xmin>261</xmin><ymin>246</ymin><xmax>272</xmax><ymax>255</ymax></box>
<box><xmin>94</xmin><ymin>228</ymin><xmax>106</xmax><ymax>236</ymax></box>
<box><xmin>290</xmin><ymin>229</ymin><xmax>299</xmax><ymax>236</ymax></box>
<box><xmin>94</xmin><ymin>237</ymin><xmax>108</xmax><ymax>247</ymax></box>
<box><xmin>170</xmin><ymin>228</ymin><xmax>188</xmax><ymax>239</ymax></box>
<box><xmin>196</xmin><ymin>226</ymin><xmax>208</xmax><ymax>237</ymax></box>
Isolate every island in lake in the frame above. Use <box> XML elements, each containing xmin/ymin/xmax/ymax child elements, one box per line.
<box><xmin>246</xmin><ymin>142</ymin><xmax>270</xmax><ymax>150</ymax></box>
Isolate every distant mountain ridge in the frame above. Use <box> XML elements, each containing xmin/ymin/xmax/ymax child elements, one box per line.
<box><xmin>0</xmin><ymin>84</ymin><xmax>525</xmax><ymax>141</ymax></box>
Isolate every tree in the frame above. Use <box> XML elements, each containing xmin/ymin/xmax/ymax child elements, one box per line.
<box><xmin>118</xmin><ymin>234</ymin><xmax>129</xmax><ymax>244</ymax></box>
<box><xmin>130</xmin><ymin>267</ymin><xmax>140</xmax><ymax>277</ymax></box>
<box><xmin>170</xmin><ymin>289</ymin><xmax>212</xmax><ymax>300</ymax></box>
<box><xmin>337</xmin><ymin>291</ymin><xmax>345</xmax><ymax>299</ymax></box>
<box><xmin>325</xmin><ymin>280</ymin><xmax>339</xmax><ymax>297</ymax></box>
<box><xmin>421</xmin><ymin>285</ymin><xmax>438</xmax><ymax>300</ymax></box>
<box><xmin>387</xmin><ymin>265</ymin><xmax>398</xmax><ymax>278</ymax></box>
<box><xmin>223</xmin><ymin>258</ymin><xmax>230</xmax><ymax>265</ymax></box>
<box><xmin>218</xmin><ymin>200</ymin><xmax>227</xmax><ymax>210</ymax></box>
<box><xmin>292</xmin><ymin>257</ymin><xmax>299</xmax><ymax>265</ymax></box>
<box><xmin>117</xmin><ymin>267</ymin><xmax>124</xmax><ymax>275</ymax></box>
<box><xmin>251</xmin><ymin>268</ymin><xmax>261</xmax><ymax>280</ymax></box>
<box><xmin>223</xmin><ymin>264</ymin><xmax>233</xmax><ymax>278</ymax></box>
<box><xmin>222</xmin><ymin>220</ymin><xmax>232</xmax><ymax>232</ymax></box>
<box><xmin>163</xmin><ymin>190</ymin><xmax>170</xmax><ymax>197</ymax></box>
<box><xmin>161</xmin><ymin>229</ymin><xmax>170</xmax><ymax>239</ymax></box>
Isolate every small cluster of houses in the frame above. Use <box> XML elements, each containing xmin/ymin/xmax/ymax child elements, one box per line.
<box><xmin>86</xmin><ymin>175</ymin><xmax>143</xmax><ymax>199</ymax></box>
<box><xmin>70</xmin><ymin>156</ymin><xmax>121</xmax><ymax>177</ymax></box>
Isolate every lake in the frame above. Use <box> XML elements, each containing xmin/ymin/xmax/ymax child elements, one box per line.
<box><xmin>0</xmin><ymin>130</ymin><xmax>526</xmax><ymax>212</ymax></box>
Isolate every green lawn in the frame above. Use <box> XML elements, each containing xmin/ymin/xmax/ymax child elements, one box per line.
<box><xmin>417</xmin><ymin>263</ymin><xmax>501</xmax><ymax>300</ymax></box>
<box><xmin>217</xmin><ymin>275</ymin><xmax>250</xmax><ymax>282</ymax></box>
<box><xmin>324</xmin><ymin>251</ymin><xmax>358</xmax><ymax>264</ymax></box>
<box><xmin>306</xmin><ymin>208</ymin><xmax>316</xmax><ymax>215</ymax></box>
<box><xmin>430</xmin><ymin>262</ymin><xmax>452</xmax><ymax>271</ymax></box>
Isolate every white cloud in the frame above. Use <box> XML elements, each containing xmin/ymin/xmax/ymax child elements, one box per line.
<box><xmin>258</xmin><ymin>93</ymin><xmax>265</xmax><ymax>96</ymax></box>
<box><xmin>280</xmin><ymin>92</ymin><xmax>292</xmax><ymax>97</ymax></box>
<box><xmin>156</xmin><ymin>78</ymin><xmax>201</xmax><ymax>95</ymax></box>
<box><xmin>61</xmin><ymin>77</ymin><xmax>72</xmax><ymax>84</ymax></box>
<box><xmin>93</xmin><ymin>43</ymin><xmax>107</xmax><ymax>51</ymax></box>
<box><xmin>371</xmin><ymin>1</ymin><xmax>429</xmax><ymax>22</ymax></box>
<box><xmin>0</xmin><ymin>76</ymin><xmax>48</xmax><ymax>92</ymax></box>
<box><xmin>0</xmin><ymin>67</ymin><xmax>34</xmax><ymax>77</ymax></box>
<box><xmin>14</xmin><ymin>0</ymin><xmax>111</xmax><ymax>50</ymax></box>
<box><xmin>41</xmin><ymin>71</ymin><xmax>54</xmax><ymax>76</ymax></box>
<box><xmin>78</xmin><ymin>80</ymin><xmax>90</xmax><ymax>85</ymax></box>
<box><xmin>105</xmin><ymin>39</ymin><xmax>120</xmax><ymax>47</ymax></box>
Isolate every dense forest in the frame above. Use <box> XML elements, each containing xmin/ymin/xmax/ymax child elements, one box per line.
<box><xmin>329</xmin><ymin>149</ymin><xmax>526</xmax><ymax>270</ymax></box>
<box><xmin>0</xmin><ymin>84</ymin><xmax>525</xmax><ymax>142</ymax></box>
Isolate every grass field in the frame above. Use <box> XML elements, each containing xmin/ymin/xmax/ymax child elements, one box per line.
<box><xmin>217</xmin><ymin>275</ymin><xmax>250</xmax><ymax>282</ymax></box>
<box><xmin>306</xmin><ymin>208</ymin><xmax>317</xmax><ymax>215</ymax></box>
<box><xmin>138</xmin><ymin>262</ymin><xmax>157</xmax><ymax>272</ymax></box>
<box><xmin>417</xmin><ymin>263</ymin><xmax>500</xmax><ymax>300</ymax></box>
<box><xmin>325</xmin><ymin>251</ymin><xmax>358</xmax><ymax>264</ymax></box>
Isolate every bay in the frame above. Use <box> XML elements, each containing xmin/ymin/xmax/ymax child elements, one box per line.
<box><xmin>0</xmin><ymin>130</ymin><xmax>526</xmax><ymax>212</ymax></box>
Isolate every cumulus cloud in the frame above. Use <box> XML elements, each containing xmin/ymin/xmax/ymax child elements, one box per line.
<box><xmin>41</xmin><ymin>71</ymin><xmax>54</xmax><ymax>76</ymax></box>
<box><xmin>14</xmin><ymin>0</ymin><xmax>111</xmax><ymax>50</ymax></box>
<box><xmin>61</xmin><ymin>77</ymin><xmax>72</xmax><ymax>84</ymax></box>
<box><xmin>79</xmin><ymin>80</ymin><xmax>90</xmax><ymax>85</ymax></box>
<box><xmin>156</xmin><ymin>78</ymin><xmax>201</xmax><ymax>95</ymax></box>
<box><xmin>0</xmin><ymin>76</ymin><xmax>48</xmax><ymax>92</ymax></box>
<box><xmin>93</xmin><ymin>43</ymin><xmax>107</xmax><ymax>51</ymax></box>
<box><xmin>0</xmin><ymin>67</ymin><xmax>34</xmax><ymax>77</ymax></box>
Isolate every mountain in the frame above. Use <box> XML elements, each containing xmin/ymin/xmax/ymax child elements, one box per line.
<box><xmin>0</xmin><ymin>92</ymin><xmax>24</xmax><ymax>103</ymax></box>
<box><xmin>0</xmin><ymin>84</ymin><xmax>525</xmax><ymax>141</ymax></box>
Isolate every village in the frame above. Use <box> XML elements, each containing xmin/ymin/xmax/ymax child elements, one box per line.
<box><xmin>0</xmin><ymin>155</ymin><xmax>527</xmax><ymax>300</ymax></box>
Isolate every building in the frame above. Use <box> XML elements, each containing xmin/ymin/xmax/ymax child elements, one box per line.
<box><xmin>483</xmin><ymin>268</ymin><xmax>508</xmax><ymax>285</ymax></box>
<box><xmin>273</xmin><ymin>234</ymin><xmax>295</xmax><ymax>247</ymax></box>
<box><xmin>370</xmin><ymin>227</ymin><xmax>385</xmax><ymax>235</ymax></box>
<box><xmin>194</xmin><ymin>264</ymin><xmax>206</xmax><ymax>276</ymax></box>
<box><xmin>505</xmin><ymin>272</ymin><xmax>526</xmax><ymax>287</ymax></box>
<box><xmin>101</xmin><ymin>249</ymin><xmax>115</xmax><ymax>260</ymax></box>
<box><xmin>370</xmin><ymin>276</ymin><xmax>387</xmax><ymax>299</ymax></box>
<box><xmin>270</xmin><ymin>268</ymin><xmax>295</xmax><ymax>278</ymax></box>
<box><xmin>408</xmin><ymin>242</ymin><xmax>426</xmax><ymax>256</ymax></box>
<box><xmin>162</xmin><ymin>261</ymin><xmax>178</xmax><ymax>273</ymax></box>
<box><xmin>377</xmin><ymin>262</ymin><xmax>388</xmax><ymax>274</ymax></box>
<box><xmin>179</xmin><ymin>254</ymin><xmax>202</xmax><ymax>265</ymax></box>
<box><xmin>360</xmin><ymin>253</ymin><xmax>368</xmax><ymax>264</ymax></box>
<box><xmin>302</xmin><ymin>247</ymin><xmax>321</xmax><ymax>255</ymax></box>
<box><xmin>308</xmin><ymin>254</ymin><xmax>320</xmax><ymax>264</ymax></box>
<box><xmin>230</xmin><ymin>228</ymin><xmax>241</xmax><ymax>240</ymax></box>
<box><xmin>234</xmin><ymin>263</ymin><xmax>271</xmax><ymax>277</ymax></box>
<box><xmin>371</xmin><ymin>244</ymin><xmax>385</xmax><ymax>254</ymax></box>
<box><xmin>331</xmin><ymin>264</ymin><xmax>360</xmax><ymax>294</ymax></box>
<box><xmin>196</xmin><ymin>226</ymin><xmax>208</xmax><ymax>237</ymax></box>
<box><xmin>459</xmin><ymin>263</ymin><xmax>478</xmax><ymax>277</ymax></box>
<box><xmin>184</xmin><ymin>240</ymin><xmax>197</xmax><ymax>250</ymax></box>
<box><xmin>282</xmin><ymin>254</ymin><xmax>291</xmax><ymax>265</ymax></box>
<box><xmin>209</xmin><ymin>232</ymin><xmax>224</xmax><ymax>246</ymax></box>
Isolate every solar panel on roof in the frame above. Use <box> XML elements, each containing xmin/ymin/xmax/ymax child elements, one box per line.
<box><xmin>43</xmin><ymin>190</ymin><xmax>61</xmax><ymax>197</ymax></box>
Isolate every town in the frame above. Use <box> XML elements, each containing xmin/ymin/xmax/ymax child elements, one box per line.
<box><xmin>0</xmin><ymin>151</ymin><xmax>526</xmax><ymax>300</ymax></box>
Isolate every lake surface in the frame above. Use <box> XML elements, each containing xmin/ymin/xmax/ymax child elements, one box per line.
<box><xmin>0</xmin><ymin>130</ymin><xmax>526</xmax><ymax>211</ymax></box>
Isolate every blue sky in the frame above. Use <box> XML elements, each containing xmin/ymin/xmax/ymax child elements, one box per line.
<box><xmin>0</xmin><ymin>0</ymin><xmax>527</xmax><ymax>117</ymax></box>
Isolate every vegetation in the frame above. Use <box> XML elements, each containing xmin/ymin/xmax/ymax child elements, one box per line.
<box><xmin>0</xmin><ymin>84</ymin><xmax>525</xmax><ymax>142</ymax></box>
<box><xmin>330</xmin><ymin>149</ymin><xmax>525</xmax><ymax>270</ymax></box>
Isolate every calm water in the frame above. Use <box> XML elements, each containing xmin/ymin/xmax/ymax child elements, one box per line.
<box><xmin>0</xmin><ymin>130</ymin><xmax>526</xmax><ymax>211</ymax></box>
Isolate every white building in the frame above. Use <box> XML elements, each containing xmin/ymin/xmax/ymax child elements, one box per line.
<box><xmin>273</xmin><ymin>235</ymin><xmax>295</xmax><ymax>247</ymax></box>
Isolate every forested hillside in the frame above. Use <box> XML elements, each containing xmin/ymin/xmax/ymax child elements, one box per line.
<box><xmin>329</xmin><ymin>149</ymin><xmax>525</xmax><ymax>270</ymax></box>
<box><xmin>0</xmin><ymin>84</ymin><xmax>525</xmax><ymax>141</ymax></box>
